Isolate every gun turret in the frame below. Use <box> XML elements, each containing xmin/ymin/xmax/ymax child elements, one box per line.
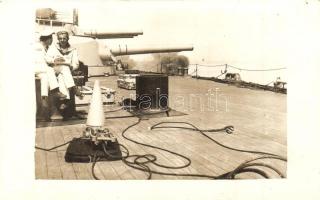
<box><xmin>83</xmin><ymin>30</ymin><xmax>143</xmax><ymax>39</ymax></box>
<box><xmin>75</xmin><ymin>29</ymin><xmax>143</xmax><ymax>39</ymax></box>
<box><xmin>99</xmin><ymin>45</ymin><xmax>194</xmax><ymax>61</ymax></box>
<box><xmin>70</xmin><ymin>39</ymin><xmax>193</xmax><ymax>66</ymax></box>
<box><xmin>110</xmin><ymin>45</ymin><xmax>194</xmax><ymax>56</ymax></box>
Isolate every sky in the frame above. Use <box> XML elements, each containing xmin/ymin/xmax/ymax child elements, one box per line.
<box><xmin>76</xmin><ymin>1</ymin><xmax>288</xmax><ymax>67</ymax></box>
<box><xmin>66</xmin><ymin>0</ymin><xmax>308</xmax><ymax>84</ymax></box>
<box><xmin>23</xmin><ymin>0</ymin><xmax>320</xmax><ymax>83</ymax></box>
<box><xmin>0</xmin><ymin>0</ymin><xmax>318</xmax><ymax>83</ymax></box>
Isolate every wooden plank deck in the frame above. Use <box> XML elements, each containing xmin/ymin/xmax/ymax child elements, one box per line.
<box><xmin>35</xmin><ymin>76</ymin><xmax>287</xmax><ymax>180</ymax></box>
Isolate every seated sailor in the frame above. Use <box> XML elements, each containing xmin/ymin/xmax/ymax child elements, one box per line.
<box><xmin>45</xmin><ymin>30</ymin><xmax>83</xmax><ymax>99</ymax></box>
<box><xmin>35</xmin><ymin>30</ymin><xmax>69</xmax><ymax>120</ymax></box>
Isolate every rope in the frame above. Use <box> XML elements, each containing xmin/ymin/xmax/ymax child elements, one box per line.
<box><xmin>215</xmin><ymin>71</ymin><xmax>228</xmax><ymax>79</ymax></box>
<box><xmin>189</xmin><ymin>64</ymin><xmax>226</xmax><ymax>68</ymax></box>
<box><xmin>227</xmin><ymin>65</ymin><xmax>286</xmax><ymax>72</ymax></box>
<box><xmin>188</xmin><ymin>64</ymin><xmax>286</xmax><ymax>72</ymax></box>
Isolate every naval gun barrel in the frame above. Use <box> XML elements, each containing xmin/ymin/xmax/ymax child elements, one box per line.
<box><xmin>109</xmin><ymin>45</ymin><xmax>194</xmax><ymax>56</ymax></box>
<box><xmin>82</xmin><ymin>30</ymin><xmax>143</xmax><ymax>39</ymax></box>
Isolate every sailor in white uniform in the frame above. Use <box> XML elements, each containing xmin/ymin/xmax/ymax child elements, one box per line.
<box><xmin>45</xmin><ymin>30</ymin><xmax>82</xmax><ymax>99</ymax></box>
<box><xmin>34</xmin><ymin>30</ymin><xmax>67</xmax><ymax>100</ymax></box>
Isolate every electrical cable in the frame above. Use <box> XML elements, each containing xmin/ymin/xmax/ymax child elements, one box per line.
<box><xmin>216</xmin><ymin>156</ymin><xmax>286</xmax><ymax>179</ymax></box>
<box><xmin>36</xmin><ymin>118</ymin><xmax>287</xmax><ymax>180</ymax></box>
<box><xmin>150</xmin><ymin>123</ymin><xmax>234</xmax><ymax>134</ymax></box>
<box><xmin>104</xmin><ymin>107</ymin><xmax>170</xmax><ymax>119</ymax></box>
<box><xmin>231</xmin><ymin>168</ymin><xmax>269</xmax><ymax>179</ymax></box>
<box><xmin>150</xmin><ymin>121</ymin><xmax>286</xmax><ymax>159</ymax></box>
<box><xmin>121</xmin><ymin>119</ymin><xmax>192</xmax><ymax>169</ymax></box>
<box><xmin>91</xmin><ymin>142</ymin><xmax>130</xmax><ymax>180</ymax></box>
<box><xmin>91</xmin><ymin>152</ymin><xmax>100</xmax><ymax>180</ymax></box>
<box><xmin>150</xmin><ymin>121</ymin><xmax>286</xmax><ymax>178</ymax></box>
<box><xmin>105</xmin><ymin>115</ymin><xmax>136</xmax><ymax>119</ymax></box>
<box><xmin>118</xmin><ymin>119</ymin><xmax>286</xmax><ymax>180</ymax></box>
<box><xmin>90</xmin><ymin>119</ymin><xmax>217</xmax><ymax>180</ymax></box>
<box><xmin>104</xmin><ymin>107</ymin><xmax>124</xmax><ymax>113</ymax></box>
<box><xmin>35</xmin><ymin>139</ymin><xmax>77</xmax><ymax>151</ymax></box>
<box><xmin>234</xmin><ymin>162</ymin><xmax>285</xmax><ymax>178</ymax></box>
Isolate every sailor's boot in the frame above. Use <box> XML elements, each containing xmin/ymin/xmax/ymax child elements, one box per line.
<box><xmin>48</xmin><ymin>91</ymin><xmax>63</xmax><ymax>121</ymax></box>
<box><xmin>41</xmin><ymin>96</ymin><xmax>50</xmax><ymax>121</ymax></box>
<box><xmin>70</xmin><ymin>86</ymin><xmax>84</xmax><ymax>99</ymax></box>
<box><xmin>50</xmin><ymin>88</ymin><xmax>67</xmax><ymax>100</ymax></box>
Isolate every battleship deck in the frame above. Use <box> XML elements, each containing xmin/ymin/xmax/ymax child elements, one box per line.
<box><xmin>35</xmin><ymin>76</ymin><xmax>287</xmax><ymax>180</ymax></box>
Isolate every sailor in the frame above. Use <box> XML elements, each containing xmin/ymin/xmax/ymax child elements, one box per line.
<box><xmin>45</xmin><ymin>30</ymin><xmax>83</xmax><ymax>99</ymax></box>
<box><xmin>34</xmin><ymin>30</ymin><xmax>68</xmax><ymax>120</ymax></box>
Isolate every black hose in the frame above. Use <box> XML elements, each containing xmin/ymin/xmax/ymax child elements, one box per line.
<box><xmin>91</xmin><ymin>153</ymin><xmax>100</xmax><ymax>180</ymax></box>
<box><xmin>35</xmin><ymin>139</ymin><xmax>74</xmax><ymax>151</ymax></box>
<box><xmin>120</xmin><ymin>119</ymin><xmax>221</xmax><ymax>179</ymax></box>
<box><xmin>151</xmin><ymin>124</ymin><xmax>234</xmax><ymax>134</ymax></box>
<box><xmin>104</xmin><ymin>107</ymin><xmax>124</xmax><ymax>113</ymax></box>
<box><xmin>151</xmin><ymin>121</ymin><xmax>285</xmax><ymax>159</ymax></box>
<box><xmin>121</xmin><ymin>119</ymin><xmax>192</xmax><ymax>170</ymax></box>
<box><xmin>220</xmin><ymin>155</ymin><xmax>287</xmax><ymax>179</ymax></box>
<box><xmin>104</xmin><ymin>108</ymin><xmax>170</xmax><ymax>119</ymax></box>
<box><xmin>105</xmin><ymin>115</ymin><xmax>136</xmax><ymax>119</ymax></box>
<box><xmin>91</xmin><ymin>119</ymin><xmax>287</xmax><ymax>180</ymax></box>
<box><xmin>234</xmin><ymin>162</ymin><xmax>285</xmax><ymax>178</ymax></box>
<box><xmin>36</xmin><ymin>118</ymin><xmax>287</xmax><ymax>180</ymax></box>
<box><xmin>231</xmin><ymin>168</ymin><xmax>270</xmax><ymax>179</ymax></box>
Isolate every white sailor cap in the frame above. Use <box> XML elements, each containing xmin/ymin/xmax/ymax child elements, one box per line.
<box><xmin>39</xmin><ymin>29</ymin><xmax>54</xmax><ymax>37</ymax></box>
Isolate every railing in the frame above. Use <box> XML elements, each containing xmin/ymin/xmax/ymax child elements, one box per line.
<box><xmin>188</xmin><ymin>63</ymin><xmax>287</xmax><ymax>87</ymax></box>
<box><xmin>35</xmin><ymin>18</ymin><xmax>73</xmax><ymax>27</ymax></box>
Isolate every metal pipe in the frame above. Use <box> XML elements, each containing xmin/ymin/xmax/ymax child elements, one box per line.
<box><xmin>83</xmin><ymin>30</ymin><xmax>143</xmax><ymax>39</ymax></box>
<box><xmin>110</xmin><ymin>45</ymin><xmax>194</xmax><ymax>56</ymax></box>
